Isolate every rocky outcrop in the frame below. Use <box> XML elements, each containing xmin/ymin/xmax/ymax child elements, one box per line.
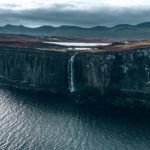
<box><xmin>73</xmin><ymin>49</ymin><xmax>150</xmax><ymax>100</ymax></box>
<box><xmin>0</xmin><ymin>46</ymin><xmax>150</xmax><ymax>100</ymax></box>
<box><xmin>0</xmin><ymin>47</ymin><xmax>70</xmax><ymax>93</ymax></box>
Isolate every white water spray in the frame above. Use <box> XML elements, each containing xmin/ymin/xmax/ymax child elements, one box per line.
<box><xmin>68</xmin><ymin>54</ymin><xmax>77</xmax><ymax>93</ymax></box>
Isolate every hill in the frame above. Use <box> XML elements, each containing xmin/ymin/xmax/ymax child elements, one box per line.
<box><xmin>1</xmin><ymin>22</ymin><xmax>150</xmax><ymax>40</ymax></box>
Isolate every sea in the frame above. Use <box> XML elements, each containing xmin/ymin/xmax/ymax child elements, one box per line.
<box><xmin>0</xmin><ymin>87</ymin><xmax>150</xmax><ymax>150</ymax></box>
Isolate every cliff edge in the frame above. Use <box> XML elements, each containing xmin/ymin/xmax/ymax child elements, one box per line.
<box><xmin>0</xmin><ymin>46</ymin><xmax>150</xmax><ymax>94</ymax></box>
<box><xmin>0</xmin><ymin>40</ymin><xmax>150</xmax><ymax>106</ymax></box>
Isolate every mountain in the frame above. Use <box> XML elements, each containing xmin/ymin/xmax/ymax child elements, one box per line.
<box><xmin>137</xmin><ymin>22</ymin><xmax>150</xmax><ymax>28</ymax></box>
<box><xmin>1</xmin><ymin>22</ymin><xmax>150</xmax><ymax>40</ymax></box>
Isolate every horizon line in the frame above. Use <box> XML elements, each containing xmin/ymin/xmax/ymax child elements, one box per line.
<box><xmin>1</xmin><ymin>21</ymin><xmax>150</xmax><ymax>29</ymax></box>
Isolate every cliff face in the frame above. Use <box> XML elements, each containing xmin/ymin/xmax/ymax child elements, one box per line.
<box><xmin>0</xmin><ymin>47</ymin><xmax>70</xmax><ymax>93</ymax></box>
<box><xmin>73</xmin><ymin>49</ymin><xmax>150</xmax><ymax>99</ymax></box>
<box><xmin>0</xmin><ymin>47</ymin><xmax>150</xmax><ymax>100</ymax></box>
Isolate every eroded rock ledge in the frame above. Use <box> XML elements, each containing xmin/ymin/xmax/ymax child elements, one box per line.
<box><xmin>0</xmin><ymin>46</ymin><xmax>150</xmax><ymax>102</ymax></box>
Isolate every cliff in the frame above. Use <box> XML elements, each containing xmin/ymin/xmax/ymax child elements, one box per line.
<box><xmin>72</xmin><ymin>49</ymin><xmax>150</xmax><ymax>98</ymax></box>
<box><xmin>0</xmin><ymin>47</ymin><xmax>70</xmax><ymax>93</ymax></box>
<box><xmin>0</xmin><ymin>46</ymin><xmax>150</xmax><ymax>104</ymax></box>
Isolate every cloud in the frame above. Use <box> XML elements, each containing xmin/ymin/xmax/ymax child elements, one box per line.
<box><xmin>0</xmin><ymin>4</ymin><xmax>150</xmax><ymax>27</ymax></box>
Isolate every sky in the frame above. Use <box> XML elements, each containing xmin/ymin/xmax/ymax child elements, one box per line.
<box><xmin>0</xmin><ymin>0</ymin><xmax>150</xmax><ymax>27</ymax></box>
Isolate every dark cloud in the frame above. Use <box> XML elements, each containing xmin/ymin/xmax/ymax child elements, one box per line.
<box><xmin>0</xmin><ymin>5</ymin><xmax>150</xmax><ymax>27</ymax></box>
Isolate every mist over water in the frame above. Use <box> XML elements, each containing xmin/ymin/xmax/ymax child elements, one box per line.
<box><xmin>0</xmin><ymin>87</ymin><xmax>150</xmax><ymax>150</ymax></box>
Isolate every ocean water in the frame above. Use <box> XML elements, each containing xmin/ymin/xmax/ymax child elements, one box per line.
<box><xmin>0</xmin><ymin>87</ymin><xmax>150</xmax><ymax>150</ymax></box>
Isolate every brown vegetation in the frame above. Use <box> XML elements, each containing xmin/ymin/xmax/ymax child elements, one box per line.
<box><xmin>0</xmin><ymin>34</ymin><xmax>150</xmax><ymax>52</ymax></box>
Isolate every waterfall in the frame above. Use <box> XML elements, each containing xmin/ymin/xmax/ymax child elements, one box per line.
<box><xmin>68</xmin><ymin>54</ymin><xmax>77</xmax><ymax>93</ymax></box>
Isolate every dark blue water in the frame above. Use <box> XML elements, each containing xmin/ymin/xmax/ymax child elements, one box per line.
<box><xmin>0</xmin><ymin>87</ymin><xmax>150</xmax><ymax>150</ymax></box>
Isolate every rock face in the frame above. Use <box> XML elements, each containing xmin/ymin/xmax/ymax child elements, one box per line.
<box><xmin>0</xmin><ymin>46</ymin><xmax>150</xmax><ymax>99</ymax></box>
<box><xmin>73</xmin><ymin>49</ymin><xmax>150</xmax><ymax>100</ymax></box>
<box><xmin>0</xmin><ymin>47</ymin><xmax>70</xmax><ymax>93</ymax></box>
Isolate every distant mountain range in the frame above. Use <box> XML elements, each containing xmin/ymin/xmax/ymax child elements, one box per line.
<box><xmin>1</xmin><ymin>22</ymin><xmax>150</xmax><ymax>40</ymax></box>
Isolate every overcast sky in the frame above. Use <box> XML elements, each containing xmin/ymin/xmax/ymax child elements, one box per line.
<box><xmin>0</xmin><ymin>0</ymin><xmax>150</xmax><ymax>27</ymax></box>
